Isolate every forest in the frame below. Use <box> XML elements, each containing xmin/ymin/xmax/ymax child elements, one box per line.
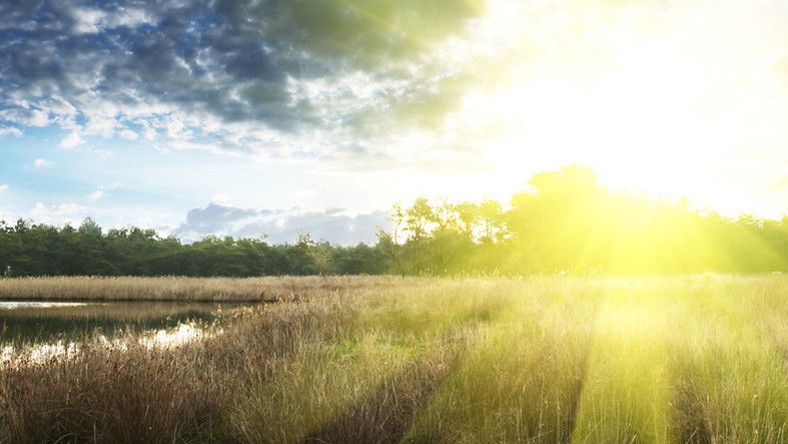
<box><xmin>1</xmin><ymin>167</ymin><xmax>786</xmax><ymax>277</ymax></box>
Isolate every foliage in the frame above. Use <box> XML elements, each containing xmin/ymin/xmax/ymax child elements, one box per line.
<box><xmin>0</xmin><ymin>220</ymin><xmax>388</xmax><ymax>277</ymax></box>
<box><xmin>0</xmin><ymin>166</ymin><xmax>786</xmax><ymax>277</ymax></box>
<box><xmin>387</xmin><ymin>166</ymin><xmax>787</xmax><ymax>275</ymax></box>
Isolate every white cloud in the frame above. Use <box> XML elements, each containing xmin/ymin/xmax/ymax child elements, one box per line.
<box><xmin>109</xmin><ymin>8</ymin><xmax>153</xmax><ymax>29</ymax></box>
<box><xmin>84</xmin><ymin>114</ymin><xmax>117</xmax><ymax>137</ymax></box>
<box><xmin>28</xmin><ymin>109</ymin><xmax>50</xmax><ymax>127</ymax></box>
<box><xmin>142</xmin><ymin>127</ymin><xmax>158</xmax><ymax>141</ymax></box>
<box><xmin>0</xmin><ymin>184</ymin><xmax>8</xmax><ymax>193</ymax></box>
<box><xmin>72</xmin><ymin>6</ymin><xmax>153</xmax><ymax>34</ymax></box>
<box><xmin>87</xmin><ymin>190</ymin><xmax>105</xmax><ymax>202</ymax></box>
<box><xmin>33</xmin><ymin>158</ymin><xmax>51</xmax><ymax>168</ymax></box>
<box><xmin>0</xmin><ymin>100</ymin><xmax>76</xmax><ymax>132</ymax></box>
<box><xmin>0</xmin><ymin>127</ymin><xmax>22</xmax><ymax>137</ymax></box>
<box><xmin>119</xmin><ymin>129</ymin><xmax>139</xmax><ymax>140</ymax></box>
<box><xmin>72</xmin><ymin>8</ymin><xmax>106</xmax><ymax>34</ymax></box>
<box><xmin>44</xmin><ymin>96</ymin><xmax>78</xmax><ymax>117</ymax></box>
<box><xmin>31</xmin><ymin>202</ymin><xmax>85</xmax><ymax>216</ymax></box>
<box><xmin>163</xmin><ymin>116</ymin><xmax>190</xmax><ymax>139</ymax></box>
<box><xmin>59</xmin><ymin>131</ymin><xmax>84</xmax><ymax>149</ymax></box>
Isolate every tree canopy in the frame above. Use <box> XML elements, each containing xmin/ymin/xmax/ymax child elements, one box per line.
<box><xmin>1</xmin><ymin>166</ymin><xmax>786</xmax><ymax>277</ymax></box>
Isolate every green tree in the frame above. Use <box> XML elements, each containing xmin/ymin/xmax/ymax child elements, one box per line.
<box><xmin>405</xmin><ymin>197</ymin><xmax>434</xmax><ymax>241</ymax></box>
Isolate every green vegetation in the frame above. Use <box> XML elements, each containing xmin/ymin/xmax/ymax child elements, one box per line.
<box><xmin>0</xmin><ymin>275</ymin><xmax>784</xmax><ymax>443</ymax></box>
<box><xmin>1</xmin><ymin>167</ymin><xmax>786</xmax><ymax>277</ymax></box>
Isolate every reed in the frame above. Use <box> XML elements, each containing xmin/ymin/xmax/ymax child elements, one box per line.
<box><xmin>0</xmin><ymin>275</ymin><xmax>411</xmax><ymax>302</ymax></box>
<box><xmin>0</xmin><ymin>275</ymin><xmax>784</xmax><ymax>443</ymax></box>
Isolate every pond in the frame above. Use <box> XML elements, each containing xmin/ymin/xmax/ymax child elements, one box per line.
<box><xmin>0</xmin><ymin>300</ymin><xmax>249</xmax><ymax>346</ymax></box>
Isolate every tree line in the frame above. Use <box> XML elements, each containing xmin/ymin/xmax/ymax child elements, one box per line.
<box><xmin>1</xmin><ymin>166</ymin><xmax>786</xmax><ymax>277</ymax></box>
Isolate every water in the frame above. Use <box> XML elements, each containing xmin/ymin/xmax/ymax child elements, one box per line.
<box><xmin>0</xmin><ymin>300</ymin><xmax>246</xmax><ymax>346</ymax></box>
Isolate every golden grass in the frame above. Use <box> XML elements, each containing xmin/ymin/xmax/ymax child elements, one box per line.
<box><xmin>0</xmin><ymin>275</ymin><xmax>784</xmax><ymax>443</ymax></box>
<box><xmin>0</xmin><ymin>275</ymin><xmax>407</xmax><ymax>301</ymax></box>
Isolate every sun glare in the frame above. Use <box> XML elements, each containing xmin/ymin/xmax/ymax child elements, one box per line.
<box><xmin>479</xmin><ymin>58</ymin><xmax>713</xmax><ymax>202</ymax></box>
<box><xmin>471</xmin><ymin>54</ymin><xmax>727</xmax><ymax>215</ymax></box>
<box><xmin>447</xmin><ymin>1</ymin><xmax>788</xmax><ymax>218</ymax></box>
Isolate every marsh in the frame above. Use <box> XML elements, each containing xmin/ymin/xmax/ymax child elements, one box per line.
<box><xmin>0</xmin><ymin>300</ymin><xmax>242</xmax><ymax>346</ymax></box>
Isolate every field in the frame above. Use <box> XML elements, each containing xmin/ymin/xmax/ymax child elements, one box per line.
<box><xmin>0</xmin><ymin>275</ymin><xmax>785</xmax><ymax>443</ymax></box>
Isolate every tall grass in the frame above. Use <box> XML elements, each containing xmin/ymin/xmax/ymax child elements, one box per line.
<box><xmin>570</xmin><ymin>282</ymin><xmax>672</xmax><ymax>443</ymax></box>
<box><xmin>0</xmin><ymin>275</ymin><xmax>784</xmax><ymax>443</ymax></box>
<box><xmin>667</xmin><ymin>276</ymin><xmax>787</xmax><ymax>443</ymax></box>
<box><xmin>0</xmin><ymin>280</ymin><xmax>358</xmax><ymax>442</ymax></box>
<box><xmin>401</xmin><ymin>278</ymin><xmax>597</xmax><ymax>443</ymax></box>
<box><xmin>0</xmin><ymin>275</ymin><xmax>407</xmax><ymax>301</ymax></box>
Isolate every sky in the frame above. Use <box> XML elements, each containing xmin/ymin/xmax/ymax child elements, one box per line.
<box><xmin>1</xmin><ymin>0</ymin><xmax>787</xmax><ymax>245</ymax></box>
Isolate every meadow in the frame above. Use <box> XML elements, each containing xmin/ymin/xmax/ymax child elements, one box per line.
<box><xmin>0</xmin><ymin>274</ymin><xmax>785</xmax><ymax>443</ymax></box>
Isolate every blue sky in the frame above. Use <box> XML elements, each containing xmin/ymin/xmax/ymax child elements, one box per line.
<box><xmin>1</xmin><ymin>0</ymin><xmax>787</xmax><ymax>244</ymax></box>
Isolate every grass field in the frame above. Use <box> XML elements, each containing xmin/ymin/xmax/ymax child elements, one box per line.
<box><xmin>0</xmin><ymin>275</ymin><xmax>785</xmax><ymax>443</ymax></box>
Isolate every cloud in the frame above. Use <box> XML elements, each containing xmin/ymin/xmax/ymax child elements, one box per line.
<box><xmin>0</xmin><ymin>184</ymin><xmax>8</xmax><ymax>193</ymax></box>
<box><xmin>28</xmin><ymin>109</ymin><xmax>50</xmax><ymax>127</ymax></box>
<box><xmin>119</xmin><ymin>129</ymin><xmax>138</xmax><ymax>140</ymax></box>
<box><xmin>31</xmin><ymin>202</ymin><xmax>85</xmax><ymax>216</ymax></box>
<box><xmin>176</xmin><ymin>203</ymin><xmax>390</xmax><ymax>245</ymax></box>
<box><xmin>33</xmin><ymin>158</ymin><xmax>51</xmax><ymax>168</ymax></box>
<box><xmin>87</xmin><ymin>190</ymin><xmax>105</xmax><ymax>201</ymax></box>
<box><xmin>59</xmin><ymin>131</ymin><xmax>84</xmax><ymax>149</ymax></box>
<box><xmin>0</xmin><ymin>0</ymin><xmax>483</xmax><ymax>161</ymax></box>
<box><xmin>0</xmin><ymin>127</ymin><xmax>22</xmax><ymax>137</ymax></box>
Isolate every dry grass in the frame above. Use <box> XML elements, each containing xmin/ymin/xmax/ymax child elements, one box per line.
<box><xmin>0</xmin><ymin>275</ymin><xmax>409</xmax><ymax>302</ymax></box>
<box><xmin>0</xmin><ymin>275</ymin><xmax>785</xmax><ymax>443</ymax></box>
<box><xmin>0</xmin><ymin>279</ymin><xmax>358</xmax><ymax>442</ymax></box>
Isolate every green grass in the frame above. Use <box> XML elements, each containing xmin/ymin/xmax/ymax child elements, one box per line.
<box><xmin>0</xmin><ymin>275</ymin><xmax>785</xmax><ymax>443</ymax></box>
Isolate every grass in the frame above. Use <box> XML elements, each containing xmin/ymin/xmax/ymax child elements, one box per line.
<box><xmin>0</xmin><ymin>275</ymin><xmax>400</xmax><ymax>302</ymax></box>
<box><xmin>0</xmin><ymin>274</ymin><xmax>785</xmax><ymax>443</ymax></box>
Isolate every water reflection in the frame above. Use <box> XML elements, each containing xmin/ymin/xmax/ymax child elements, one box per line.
<box><xmin>0</xmin><ymin>301</ymin><xmax>90</xmax><ymax>309</ymax></box>
<box><xmin>0</xmin><ymin>300</ymin><xmax>244</xmax><ymax>345</ymax></box>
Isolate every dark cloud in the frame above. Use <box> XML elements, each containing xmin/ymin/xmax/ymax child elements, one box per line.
<box><xmin>176</xmin><ymin>203</ymin><xmax>390</xmax><ymax>245</ymax></box>
<box><xmin>0</xmin><ymin>0</ymin><xmax>483</xmax><ymax>156</ymax></box>
<box><xmin>180</xmin><ymin>203</ymin><xmax>260</xmax><ymax>234</ymax></box>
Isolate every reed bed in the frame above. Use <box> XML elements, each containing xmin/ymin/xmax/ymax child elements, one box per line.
<box><xmin>0</xmin><ymin>274</ymin><xmax>784</xmax><ymax>443</ymax></box>
<box><xmin>0</xmin><ymin>275</ymin><xmax>409</xmax><ymax>302</ymax></box>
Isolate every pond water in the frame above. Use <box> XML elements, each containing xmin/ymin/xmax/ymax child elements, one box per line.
<box><xmin>0</xmin><ymin>300</ymin><xmax>248</xmax><ymax>346</ymax></box>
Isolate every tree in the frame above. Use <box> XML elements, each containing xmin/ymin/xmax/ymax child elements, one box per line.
<box><xmin>405</xmin><ymin>197</ymin><xmax>434</xmax><ymax>241</ymax></box>
<box><xmin>454</xmin><ymin>201</ymin><xmax>479</xmax><ymax>240</ymax></box>
<box><xmin>390</xmin><ymin>203</ymin><xmax>405</xmax><ymax>245</ymax></box>
<box><xmin>507</xmin><ymin>166</ymin><xmax>609</xmax><ymax>273</ymax></box>
<box><xmin>479</xmin><ymin>199</ymin><xmax>504</xmax><ymax>243</ymax></box>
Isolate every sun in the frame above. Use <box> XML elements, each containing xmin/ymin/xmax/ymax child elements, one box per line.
<box><xmin>455</xmin><ymin>27</ymin><xmax>761</xmax><ymax>216</ymax></box>
<box><xmin>418</xmin><ymin>1</ymin><xmax>785</xmax><ymax>219</ymax></box>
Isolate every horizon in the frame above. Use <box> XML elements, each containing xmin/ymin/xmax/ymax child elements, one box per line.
<box><xmin>2</xmin><ymin>163</ymin><xmax>785</xmax><ymax>249</ymax></box>
<box><xmin>2</xmin><ymin>0</ymin><xmax>787</xmax><ymax>245</ymax></box>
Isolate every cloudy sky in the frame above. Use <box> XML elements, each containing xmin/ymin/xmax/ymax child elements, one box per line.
<box><xmin>1</xmin><ymin>0</ymin><xmax>787</xmax><ymax>244</ymax></box>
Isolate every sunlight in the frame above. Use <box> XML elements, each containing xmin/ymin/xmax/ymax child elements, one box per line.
<box><xmin>452</xmin><ymin>1</ymin><xmax>788</xmax><ymax>218</ymax></box>
<box><xmin>478</xmin><ymin>47</ymin><xmax>717</xmax><ymax>203</ymax></box>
